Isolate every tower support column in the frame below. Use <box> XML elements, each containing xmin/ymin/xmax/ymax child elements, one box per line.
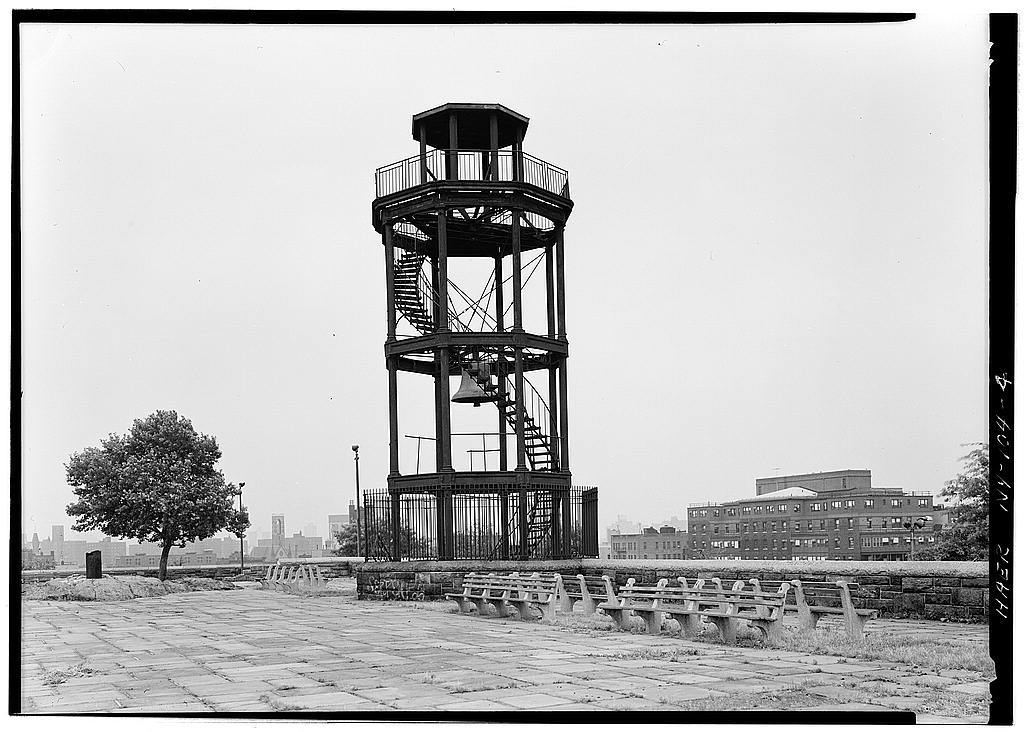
<box><xmin>514</xmin><ymin>347</ymin><xmax>527</xmax><ymax>471</ymax></box>
<box><xmin>559</xmin><ymin>359</ymin><xmax>570</xmax><ymax>472</ymax></box>
<box><xmin>384</xmin><ymin>225</ymin><xmax>397</xmax><ymax>341</ymax></box>
<box><xmin>388</xmin><ymin>357</ymin><xmax>400</xmax><ymax>477</ymax></box>
<box><xmin>495</xmin><ymin>255</ymin><xmax>508</xmax><ymax>471</ymax></box>
<box><xmin>548</xmin><ymin>365</ymin><xmax>559</xmax><ymax>470</ymax></box>
<box><xmin>556</xmin><ymin>225</ymin><xmax>567</xmax><ymax>340</ymax></box>
<box><xmin>436</xmin><ymin>210</ymin><xmax>453</xmax><ymax>472</ymax></box>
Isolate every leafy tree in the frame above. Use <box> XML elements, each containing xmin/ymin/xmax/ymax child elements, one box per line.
<box><xmin>331</xmin><ymin>522</ymin><xmax>360</xmax><ymax>557</ymax></box>
<box><xmin>916</xmin><ymin>443</ymin><xmax>988</xmax><ymax>561</ymax></box>
<box><xmin>364</xmin><ymin>522</ymin><xmax>432</xmax><ymax>560</ymax></box>
<box><xmin>65</xmin><ymin>410</ymin><xmax>249</xmax><ymax>580</ymax></box>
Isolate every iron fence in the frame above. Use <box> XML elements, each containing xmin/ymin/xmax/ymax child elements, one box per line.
<box><xmin>375</xmin><ymin>148</ymin><xmax>570</xmax><ymax>200</ymax></box>
<box><xmin>363</xmin><ymin>485</ymin><xmax>597</xmax><ymax>562</ymax></box>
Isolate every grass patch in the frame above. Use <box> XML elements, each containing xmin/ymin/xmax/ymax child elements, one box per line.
<box><xmin>779</xmin><ymin>629</ymin><xmax>994</xmax><ymax>674</ymax></box>
<box><xmin>552</xmin><ymin>610</ymin><xmax>991</xmax><ymax>675</ymax></box>
<box><xmin>258</xmin><ymin>693</ymin><xmax>305</xmax><ymax>712</ymax></box>
<box><xmin>671</xmin><ymin>677</ymin><xmax>988</xmax><ymax>720</ymax></box>
<box><xmin>585</xmin><ymin>647</ymin><xmax>701</xmax><ymax>663</ymax></box>
<box><xmin>42</xmin><ymin>664</ymin><xmax>97</xmax><ymax>686</ymax></box>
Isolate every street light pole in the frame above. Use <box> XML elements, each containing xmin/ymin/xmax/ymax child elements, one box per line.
<box><xmin>352</xmin><ymin>445</ymin><xmax>362</xmax><ymax>557</ymax></box>
<box><xmin>238</xmin><ymin>482</ymin><xmax>246</xmax><ymax>573</ymax></box>
<box><xmin>902</xmin><ymin>516</ymin><xmax>932</xmax><ymax>561</ymax></box>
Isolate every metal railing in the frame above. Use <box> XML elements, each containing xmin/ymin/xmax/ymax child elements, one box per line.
<box><xmin>362</xmin><ymin>484</ymin><xmax>597</xmax><ymax>561</ymax></box>
<box><xmin>375</xmin><ymin>148</ymin><xmax>570</xmax><ymax>199</ymax></box>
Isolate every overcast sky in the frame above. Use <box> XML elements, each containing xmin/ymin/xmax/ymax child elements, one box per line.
<box><xmin>19</xmin><ymin>15</ymin><xmax>989</xmax><ymax>542</ymax></box>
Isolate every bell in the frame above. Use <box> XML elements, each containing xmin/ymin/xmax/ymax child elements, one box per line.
<box><xmin>452</xmin><ymin>370</ymin><xmax>494</xmax><ymax>406</ymax></box>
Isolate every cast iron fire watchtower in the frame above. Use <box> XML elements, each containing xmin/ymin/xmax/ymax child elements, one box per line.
<box><xmin>368</xmin><ymin>103</ymin><xmax>595</xmax><ymax>561</ymax></box>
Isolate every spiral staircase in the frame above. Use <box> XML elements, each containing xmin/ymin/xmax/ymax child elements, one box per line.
<box><xmin>392</xmin><ymin>248</ymin><xmax>557</xmax><ymax>558</ymax></box>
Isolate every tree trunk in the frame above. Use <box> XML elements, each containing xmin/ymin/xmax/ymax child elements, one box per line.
<box><xmin>159</xmin><ymin>542</ymin><xmax>171</xmax><ymax>581</ymax></box>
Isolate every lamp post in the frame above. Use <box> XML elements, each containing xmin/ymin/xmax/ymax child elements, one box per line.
<box><xmin>238</xmin><ymin>482</ymin><xmax>246</xmax><ymax>573</ymax></box>
<box><xmin>352</xmin><ymin>445</ymin><xmax>362</xmax><ymax>557</ymax></box>
<box><xmin>902</xmin><ymin>516</ymin><xmax>932</xmax><ymax>561</ymax></box>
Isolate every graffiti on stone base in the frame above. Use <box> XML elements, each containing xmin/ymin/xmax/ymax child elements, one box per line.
<box><xmin>363</xmin><ymin>576</ymin><xmax>426</xmax><ymax>601</ymax></box>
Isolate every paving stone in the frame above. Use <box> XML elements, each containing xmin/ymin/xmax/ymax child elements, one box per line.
<box><xmin>435</xmin><ymin>698</ymin><xmax>519</xmax><ymax>711</ymax></box>
<box><xmin>19</xmin><ymin>583</ymin><xmax>989</xmax><ymax>719</ymax></box>
<box><xmin>911</xmin><ymin>674</ymin><xmax>961</xmax><ymax>688</ymax></box>
<box><xmin>268</xmin><ymin>690</ymin><xmax>370</xmax><ymax>709</ymax></box>
<box><xmin>807</xmin><ymin>685</ymin><xmax>865</xmax><ymax>701</ymax></box>
<box><xmin>660</xmin><ymin>672</ymin><xmax>723</xmax><ymax>684</ymax></box>
<box><xmin>647</xmin><ymin>685</ymin><xmax>720</xmax><ymax>703</ymax></box>
<box><xmin>501</xmin><ymin>692</ymin><xmax>587</xmax><ymax>709</ymax></box>
<box><xmin>945</xmin><ymin>681</ymin><xmax>990</xmax><ymax>696</ymax></box>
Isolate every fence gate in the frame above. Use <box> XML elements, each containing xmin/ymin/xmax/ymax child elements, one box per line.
<box><xmin>581</xmin><ymin>487</ymin><xmax>598</xmax><ymax>557</ymax></box>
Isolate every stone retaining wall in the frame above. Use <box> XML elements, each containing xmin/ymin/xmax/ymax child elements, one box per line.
<box><xmin>356</xmin><ymin>559</ymin><xmax>988</xmax><ymax>622</ymax></box>
<box><xmin>21</xmin><ymin>556</ymin><xmax>364</xmax><ymax>586</ymax></box>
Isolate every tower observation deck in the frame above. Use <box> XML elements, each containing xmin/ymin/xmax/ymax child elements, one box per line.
<box><xmin>364</xmin><ymin>103</ymin><xmax>597</xmax><ymax>562</ymax></box>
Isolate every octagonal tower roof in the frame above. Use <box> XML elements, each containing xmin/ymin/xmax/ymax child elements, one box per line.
<box><xmin>412</xmin><ymin>102</ymin><xmax>530</xmax><ymax>150</ymax></box>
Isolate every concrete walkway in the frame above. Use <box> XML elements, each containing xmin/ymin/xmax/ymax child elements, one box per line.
<box><xmin>20</xmin><ymin>580</ymin><xmax>990</xmax><ymax>720</ymax></box>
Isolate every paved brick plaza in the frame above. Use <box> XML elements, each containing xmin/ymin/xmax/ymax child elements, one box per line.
<box><xmin>21</xmin><ymin>579</ymin><xmax>990</xmax><ymax>720</ymax></box>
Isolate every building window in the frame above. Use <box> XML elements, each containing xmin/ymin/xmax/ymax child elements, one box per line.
<box><xmin>831</xmin><ymin>501</ymin><xmax>842</xmax><ymax>509</ymax></box>
<box><xmin>834</xmin><ymin>538</ymin><xmax>840</xmax><ymax>548</ymax></box>
<box><xmin>778</xmin><ymin>504</ymin><xmax>787</xmax><ymax>512</ymax></box>
<box><xmin>890</xmin><ymin>499</ymin><xmax>901</xmax><ymax>508</ymax></box>
<box><xmin>819</xmin><ymin>520</ymin><xmax>826</xmax><ymax>531</ymax></box>
<box><xmin>713</xmin><ymin>526</ymin><xmax>719</xmax><ymax>534</ymax></box>
<box><xmin>918</xmin><ymin>498</ymin><xmax>929</xmax><ymax>507</ymax></box>
<box><xmin>793</xmin><ymin>521</ymin><xmax>800</xmax><ymax>532</ymax></box>
<box><xmin>781</xmin><ymin>520</ymin><xmax>788</xmax><ymax>530</ymax></box>
<box><xmin>771</xmin><ymin>521</ymin><xmax>777</xmax><ymax>531</ymax></box>
<box><xmin>833</xmin><ymin>519</ymin><xmax>840</xmax><ymax>530</ymax></box>
<box><xmin>848</xmin><ymin>536</ymin><xmax>854</xmax><ymax>548</ymax></box>
<box><xmin>845</xmin><ymin>500</ymin><xmax>855</xmax><ymax>508</ymax></box>
<box><xmin>767</xmin><ymin>504</ymin><xmax>775</xmax><ymax>513</ymax></box>
<box><xmin>811</xmin><ymin>503</ymin><xmax>821</xmax><ymax>511</ymax></box>
<box><xmin>754</xmin><ymin>506</ymin><xmax>762</xmax><ymax>514</ymax></box>
<box><xmin>866</xmin><ymin>518</ymin><xmax>873</xmax><ymax>529</ymax></box>
<box><xmin>793</xmin><ymin>504</ymin><xmax>801</xmax><ymax>513</ymax></box>
<box><xmin>762</xmin><ymin>522</ymin><xmax>768</xmax><ymax>532</ymax></box>
<box><xmin>742</xmin><ymin>506</ymin><xmax>751</xmax><ymax>515</ymax></box>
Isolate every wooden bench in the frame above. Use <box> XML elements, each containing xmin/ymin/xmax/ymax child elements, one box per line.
<box><xmin>598</xmin><ymin>577</ymin><xmax>792</xmax><ymax>644</ymax></box>
<box><xmin>445</xmin><ymin>572</ymin><xmax>561</xmax><ymax>622</ymax></box>
<box><xmin>749</xmin><ymin>578</ymin><xmax>877</xmax><ymax>639</ymax></box>
<box><xmin>558</xmin><ymin>574</ymin><xmax>618</xmax><ymax>615</ymax></box>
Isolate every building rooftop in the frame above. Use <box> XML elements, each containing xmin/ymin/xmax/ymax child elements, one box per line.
<box><xmin>734</xmin><ymin>486</ymin><xmax>818</xmax><ymax>501</ymax></box>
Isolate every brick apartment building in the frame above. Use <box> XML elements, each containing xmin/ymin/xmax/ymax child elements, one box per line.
<box><xmin>688</xmin><ymin>470</ymin><xmax>944</xmax><ymax>561</ymax></box>
<box><xmin>609</xmin><ymin>526</ymin><xmax>689</xmax><ymax>560</ymax></box>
